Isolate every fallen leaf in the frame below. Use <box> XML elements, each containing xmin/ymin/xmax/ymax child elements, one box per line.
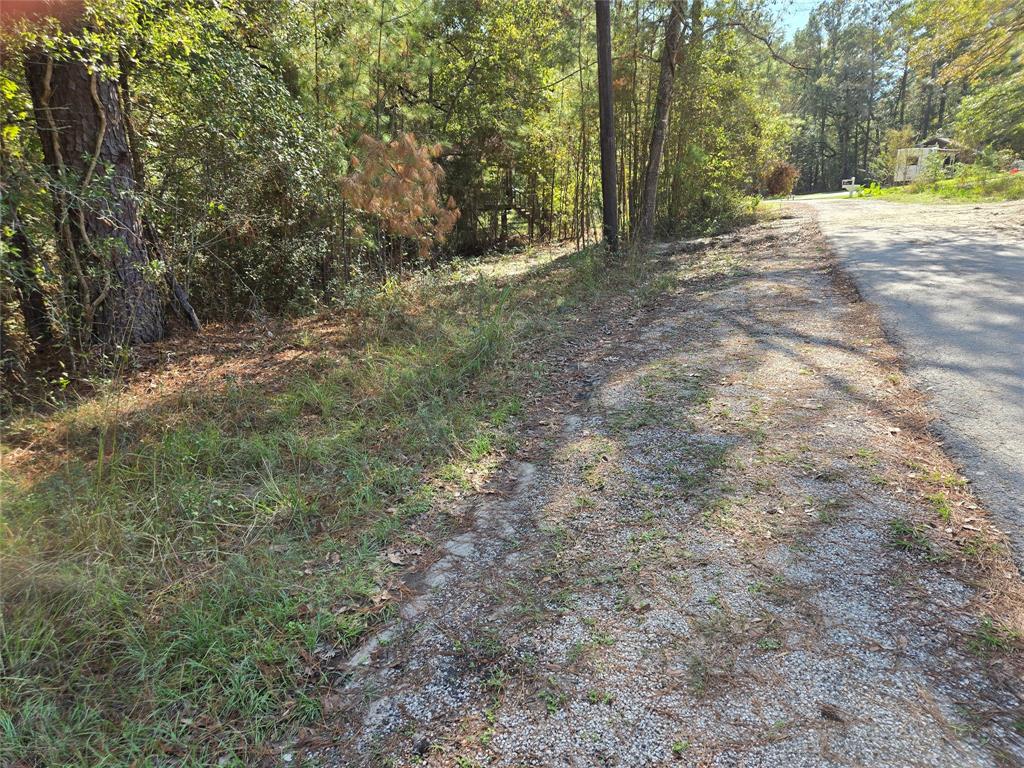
<box><xmin>819</xmin><ymin>702</ymin><xmax>845</xmax><ymax>722</ymax></box>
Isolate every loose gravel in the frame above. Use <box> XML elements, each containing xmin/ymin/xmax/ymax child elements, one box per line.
<box><xmin>306</xmin><ymin>208</ymin><xmax>1023</xmax><ymax>767</ymax></box>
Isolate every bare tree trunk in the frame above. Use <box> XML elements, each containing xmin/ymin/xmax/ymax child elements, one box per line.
<box><xmin>501</xmin><ymin>166</ymin><xmax>511</xmax><ymax>245</ymax></box>
<box><xmin>921</xmin><ymin>61</ymin><xmax>937</xmax><ymax>137</ymax></box>
<box><xmin>24</xmin><ymin>46</ymin><xmax>164</xmax><ymax>347</ymax></box>
<box><xmin>896</xmin><ymin>52</ymin><xmax>909</xmax><ymax>125</ymax></box>
<box><xmin>635</xmin><ymin>2</ymin><xmax>685</xmax><ymax>241</ymax></box>
<box><xmin>595</xmin><ymin>0</ymin><xmax>618</xmax><ymax>252</ymax></box>
<box><xmin>341</xmin><ymin>199</ymin><xmax>351</xmax><ymax>284</ymax></box>
<box><xmin>817</xmin><ymin>109</ymin><xmax>827</xmax><ymax>190</ymax></box>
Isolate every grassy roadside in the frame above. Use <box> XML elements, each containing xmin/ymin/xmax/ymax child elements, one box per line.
<box><xmin>871</xmin><ymin>166</ymin><xmax>1024</xmax><ymax>203</ymax></box>
<box><xmin>0</xmin><ymin>241</ymin><xmax>667</xmax><ymax>766</ymax></box>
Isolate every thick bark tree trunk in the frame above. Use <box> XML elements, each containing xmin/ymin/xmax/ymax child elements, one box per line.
<box><xmin>635</xmin><ymin>2</ymin><xmax>685</xmax><ymax>241</ymax></box>
<box><xmin>24</xmin><ymin>47</ymin><xmax>164</xmax><ymax>347</ymax></box>
<box><xmin>119</xmin><ymin>51</ymin><xmax>201</xmax><ymax>331</ymax></box>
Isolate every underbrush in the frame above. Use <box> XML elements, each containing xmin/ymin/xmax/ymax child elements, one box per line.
<box><xmin>880</xmin><ymin>165</ymin><xmax>1024</xmax><ymax>202</ymax></box>
<box><xmin>0</xmin><ymin>242</ymin><xmax>660</xmax><ymax>765</ymax></box>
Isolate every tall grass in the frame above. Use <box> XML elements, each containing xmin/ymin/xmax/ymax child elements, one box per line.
<box><xmin>0</xmin><ymin>242</ymin><xmax>649</xmax><ymax>765</ymax></box>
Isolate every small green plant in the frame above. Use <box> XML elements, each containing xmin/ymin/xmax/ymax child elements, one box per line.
<box><xmin>889</xmin><ymin>518</ymin><xmax>944</xmax><ymax>561</ymax></box>
<box><xmin>854</xmin><ymin>447</ymin><xmax>878</xmax><ymax>467</ymax></box>
<box><xmin>926</xmin><ymin>491</ymin><xmax>953</xmax><ymax>522</ymax></box>
<box><xmin>573</xmin><ymin>495</ymin><xmax>596</xmax><ymax>511</ymax></box>
<box><xmin>672</xmin><ymin>739</ymin><xmax>691</xmax><ymax>757</ymax></box>
<box><xmin>586</xmin><ymin>690</ymin><xmax>615</xmax><ymax>705</ymax></box>
<box><xmin>687</xmin><ymin>655</ymin><xmax>709</xmax><ymax>696</ymax></box>
<box><xmin>539</xmin><ymin>687</ymin><xmax>567</xmax><ymax>715</ymax></box>
<box><xmin>860</xmin><ymin>180</ymin><xmax>883</xmax><ymax>197</ymax></box>
<box><xmin>968</xmin><ymin>618</ymin><xmax>1021</xmax><ymax>656</ymax></box>
<box><xmin>484</xmin><ymin>669</ymin><xmax>509</xmax><ymax>693</ymax></box>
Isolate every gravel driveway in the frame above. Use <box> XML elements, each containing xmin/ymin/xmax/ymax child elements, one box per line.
<box><xmin>800</xmin><ymin>198</ymin><xmax>1024</xmax><ymax>562</ymax></box>
<box><xmin>305</xmin><ymin>209</ymin><xmax>1023</xmax><ymax>767</ymax></box>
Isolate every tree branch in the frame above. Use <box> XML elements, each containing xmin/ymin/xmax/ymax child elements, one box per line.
<box><xmin>725</xmin><ymin>20</ymin><xmax>813</xmax><ymax>72</ymax></box>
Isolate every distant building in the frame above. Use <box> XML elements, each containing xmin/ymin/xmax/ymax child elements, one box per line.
<box><xmin>894</xmin><ymin>137</ymin><xmax>959</xmax><ymax>183</ymax></box>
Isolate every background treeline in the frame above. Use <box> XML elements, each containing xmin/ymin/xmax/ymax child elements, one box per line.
<box><xmin>2</xmin><ymin>0</ymin><xmax>1021</xmax><ymax>395</ymax></box>
<box><xmin>780</xmin><ymin>0</ymin><xmax>1024</xmax><ymax>192</ymax></box>
<box><xmin>1</xmin><ymin>0</ymin><xmax>791</xmax><ymax>397</ymax></box>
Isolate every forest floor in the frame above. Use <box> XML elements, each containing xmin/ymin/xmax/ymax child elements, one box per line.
<box><xmin>306</xmin><ymin>206</ymin><xmax>1024</xmax><ymax>767</ymax></box>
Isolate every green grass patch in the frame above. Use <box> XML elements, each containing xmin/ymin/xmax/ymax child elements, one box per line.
<box><xmin>873</xmin><ymin>165</ymin><xmax>1024</xmax><ymax>203</ymax></box>
<box><xmin>968</xmin><ymin>617</ymin><xmax>1022</xmax><ymax>656</ymax></box>
<box><xmin>925</xmin><ymin>491</ymin><xmax>954</xmax><ymax>523</ymax></box>
<box><xmin>888</xmin><ymin>518</ymin><xmax>945</xmax><ymax>562</ymax></box>
<box><xmin>0</xmin><ymin>242</ymin><xmax>669</xmax><ymax>765</ymax></box>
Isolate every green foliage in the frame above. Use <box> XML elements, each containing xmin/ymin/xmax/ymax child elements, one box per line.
<box><xmin>953</xmin><ymin>70</ymin><xmax>1024</xmax><ymax>154</ymax></box>
<box><xmin>657</xmin><ymin>21</ymin><xmax>791</xmax><ymax>233</ymax></box>
<box><xmin>870</xmin><ymin>127</ymin><xmax>917</xmax><ymax>185</ymax></box>
<box><xmin>1</xmin><ymin>0</ymin><xmax>790</xmax><ymax>389</ymax></box>
<box><xmin>780</xmin><ymin>0</ymin><xmax>1022</xmax><ymax>191</ymax></box>
<box><xmin>886</xmin><ymin>163</ymin><xmax>1024</xmax><ymax>202</ymax></box>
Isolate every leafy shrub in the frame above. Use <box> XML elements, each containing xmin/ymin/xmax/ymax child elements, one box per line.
<box><xmin>894</xmin><ymin>161</ymin><xmax>1024</xmax><ymax>201</ymax></box>
<box><xmin>341</xmin><ymin>134</ymin><xmax>461</xmax><ymax>260</ymax></box>
<box><xmin>917</xmin><ymin>152</ymin><xmax>954</xmax><ymax>184</ymax></box>
<box><xmin>762</xmin><ymin>162</ymin><xmax>800</xmax><ymax>196</ymax></box>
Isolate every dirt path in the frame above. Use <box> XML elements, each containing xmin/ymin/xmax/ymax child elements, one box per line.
<box><xmin>305</xmin><ymin>208</ymin><xmax>1023</xmax><ymax>767</ymax></box>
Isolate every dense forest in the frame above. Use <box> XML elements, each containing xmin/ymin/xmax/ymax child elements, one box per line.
<box><xmin>1</xmin><ymin>0</ymin><xmax>1021</xmax><ymax>388</ymax></box>
<box><xmin>0</xmin><ymin>0</ymin><xmax>779</xmax><ymax>388</ymax></box>
<box><xmin>782</xmin><ymin>0</ymin><xmax>1024</xmax><ymax>191</ymax></box>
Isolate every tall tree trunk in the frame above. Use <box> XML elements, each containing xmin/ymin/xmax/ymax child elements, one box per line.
<box><xmin>119</xmin><ymin>50</ymin><xmax>201</xmax><ymax>331</ymax></box>
<box><xmin>896</xmin><ymin>53</ymin><xmax>909</xmax><ymax>125</ymax></box>
<box><xmin>852</xmin><ymin>122</ymin><xmax>859</xmax><ymax>176</ymax></box>
<box><xmin>24</xmin><ymin>46</ymin><xmax>164</xmax><ymax>347</ymax></box>
<box><xmin>595</xmin><ymin>0</ymin><xmax>618</xmax><ymax>252</ymax></box>
<box><xmin>666</xmin><ymin>0</ymin><xmax>702</xmax><ymax>224</ymax></box>
<box><xmin>863</xmin><ymin>108</ymin><xmax>871</xmax><ymax>173</ymax></box>
<box><xmin>921</xmin><ymin>61</ymin><xmax>937</xmax><ymax>137</ymax></box>
<box><xmin>817</xmin><ymin>108</ymin><xmax>826</xmax><ymax>191</ymax></box>
<box><xmin>635</xmin><ymin>1</ymin><xmax>684</xmax><ymax>241</ymax></box>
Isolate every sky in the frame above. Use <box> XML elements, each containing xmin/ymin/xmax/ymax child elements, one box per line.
<box><xmin>775</xmin><ymin>0</ymin><xmax>820</xmax><ymax>40</ymax></box>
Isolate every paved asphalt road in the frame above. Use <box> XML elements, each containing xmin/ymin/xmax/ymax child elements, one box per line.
<box><xmin>798</xmin><ymin>197</ymin><xmax>1024</xmax><ymax>563</ymax></box>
